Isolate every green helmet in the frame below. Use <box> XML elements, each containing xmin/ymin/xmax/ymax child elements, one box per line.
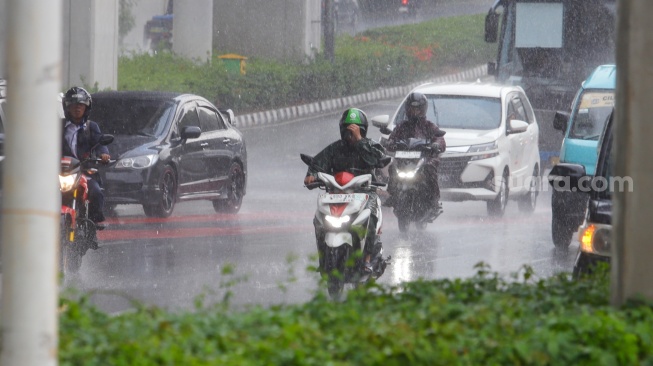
<box><xmin>339</xmin><ymin>108</ymin><xmax>368</xmax><ymax>140</ymax></box>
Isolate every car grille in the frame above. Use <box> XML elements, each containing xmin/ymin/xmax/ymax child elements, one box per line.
<box><xmin>438</xmin><ymin>156</ymin><xmax>471</xmax><ymax>188</ymax></box>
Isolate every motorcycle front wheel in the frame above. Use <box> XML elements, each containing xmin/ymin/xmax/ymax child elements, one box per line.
<box><xmin>59</xmin><ymin>215</ymin><xmax>82</xmax><ymax>274</ymax></box>
<box><xmin>325</xmin><ymin>246</ymin><xmax>349</xmax><ymax>300</ymax></box>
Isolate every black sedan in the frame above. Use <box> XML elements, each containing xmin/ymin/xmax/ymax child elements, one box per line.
<box><xmin>91</xmin><ymin>91</ymin><xmax>247</xmax><ymax>217</ymax></box>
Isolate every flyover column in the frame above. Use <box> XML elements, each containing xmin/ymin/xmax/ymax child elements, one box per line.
<box><xmin>173</xmin><ymin>0</ymin><xmax>213</xmax><ymax>63</ymax></box>
<box><xmin>612</xmin><ymin>0</ymin><xmax>653</xmax><ymax>305</ymax></box>
<box><xmin>62</xmin><ymin>0</ymin><xmax>119</xmax><ymax>89</ymax></box>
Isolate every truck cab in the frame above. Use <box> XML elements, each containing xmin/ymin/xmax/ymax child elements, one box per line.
<box><xmin>549</xmin><ymin>64</ymin><xmax>615</xmax><ymax>248</ymax></box>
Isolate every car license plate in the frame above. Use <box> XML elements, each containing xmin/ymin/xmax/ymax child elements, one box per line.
<box><xmin>320</xmin><ymin>194</ymin><xmax>357</xmax><ymax>203</ymax></box>
<box><xmin>395</xmin><ymin>151</ymin><xmax>421</xmax><ymax>159</ymax></box>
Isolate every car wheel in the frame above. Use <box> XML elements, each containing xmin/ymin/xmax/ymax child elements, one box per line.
<box><xmin>213</xmin><ymin>163</ymin><xmax>245</xmax><ymax>214</ymax></box>
<box><xmin>487</xmin><ymin>171</ymin><xmax>509</xmax><ymax>217</ymax></box>
<box><xmin>552</xmin><ymin>213</ymin><xmax>574</xmax><ymax>249</ymax></box>
<box><xmin>518</xmin><ymin>166</ymin><xmax>539</xmax><ymax>213</ymax></box>
<box><xmin>143</xmin><ymin>165</ymin><xmax>177</xmax><ymax>218</ymax></box>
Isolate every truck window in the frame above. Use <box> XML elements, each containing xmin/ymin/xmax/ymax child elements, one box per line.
<box><xmin>569</xmin><ymin>91</ymin><xmax>614</xmax><ymax>140</ymax></box>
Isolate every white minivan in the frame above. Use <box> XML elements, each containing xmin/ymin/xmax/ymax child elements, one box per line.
<box><xmin>372</xmin><ymin>82</ymin><xmax>540</xmax><ymax>217</ymax></box>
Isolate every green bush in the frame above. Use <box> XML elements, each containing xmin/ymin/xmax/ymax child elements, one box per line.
<box><xmin>117</xmin><ymin>14</ymin><xmax>495</xmax><ymax>114</ymax></box>
<box><xmin>59</xmin><ymin>264</ymin><xmax>653</xmax><ymax>365</ymax></box>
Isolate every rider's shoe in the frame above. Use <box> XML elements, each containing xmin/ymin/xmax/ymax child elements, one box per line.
<box><xmin>95</xmin><ymin>223</ymin><xmax>107</xmax><ymax>231</ymax></box>
<box><xmin>363</xmin><ymin>261</ymin><xmax>373</xmax><ymax>273</ymax></box>
<box><xmin>89</xmin><ymin>239</ymin><xmax>99</xmax><ymax>250</ymax></box>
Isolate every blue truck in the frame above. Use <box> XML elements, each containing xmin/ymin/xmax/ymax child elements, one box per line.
<box><xmin>549</xmin><ymin>64</ymin><xmax>615</xmax><ymax>248</ymax></box>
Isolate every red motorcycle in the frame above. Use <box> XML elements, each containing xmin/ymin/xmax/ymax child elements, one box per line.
<box><xmin>59</xmin><ymin>135</ymin><xmax>113</xmax><ymax>274</ymax></box>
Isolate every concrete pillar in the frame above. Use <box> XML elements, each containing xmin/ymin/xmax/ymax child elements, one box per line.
<box><xmin>173</xmin><ymin>0</ymin><xmax>213</xmax><ymax>63</ymax></box>
<box><xmin>0</xmin><ymin>0</ymin><xmax>5</xmax><ymax>77</ymax></box>
<box><xmin>612</xmin><ymin>0</ymin><xmax>653</xmax><ymax>306</ymax></box>
<box><xmin>62</xmin><ymin>0</ymin><xmax>119</xmax><ymax>89</ymax></box>
<box><xmin>2</xmin><ymin>0</ymin><xmax>62</xmax><ymax>364</ymax></box>
<box><xmin>213</xmin><ymin>0</ymin><xmax>321</xmax><ymax>63</ymax></box>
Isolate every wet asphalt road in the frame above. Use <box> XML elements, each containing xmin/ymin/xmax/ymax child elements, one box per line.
<box><xmin>69</xmin><ymin>98</ymin><xmax>580</xmax><ymax>314</ymax></box>
<box><xmin>62</xmin><ymin>1</ymin><xmax>578</xmax><ymax>313</ymax></box>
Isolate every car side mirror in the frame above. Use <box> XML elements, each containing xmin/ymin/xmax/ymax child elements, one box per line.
<box><xmin>487</xmin><ymin>62</ymin><xmax>497</xmax><ymax>76</ymax></box>
<box><xmin>553</xmin><ymin>111</ymin><xmax>570</xmax><ymax>132</ymax></box>
<box><xmin>219</xmin><ymin>108</ymin><xmax>236</xmax><ymax>126</ymax></box>
<box><xmin>371</xmin><ymin>115</ymin><xmax>389</xmax><ymax>128</ymax></box>
<box><xmin>484</xmin><ymin>10</ymin><xmax>499</xmax><ymax>43</ymax></box>
<box><xmin>548</xmin><ymin>163</ymin><xmax>588</xmax><ymax>192</ymax></box>
<box><xmin>507</xmin><ymin>119</ymin><xmax>528</xmax><ymax>134</ymax></box>
<box><xmin>181</xmin><ymin>126</ymin><xmax>201</xmax><ymax>140</ymax></box>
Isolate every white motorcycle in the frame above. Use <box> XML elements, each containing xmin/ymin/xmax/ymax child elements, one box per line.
<box><xmin>301</xmin><ymin>154</ymin><xmax>391</xmax><ymax>299</ymax></box>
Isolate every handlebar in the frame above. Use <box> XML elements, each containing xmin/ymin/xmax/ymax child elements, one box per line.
<box><xmin>304</xmin><ymin>181</ymin><xmax>386</xmax><ymax>190</ymax></box>
<box><xmin>304</xmin><ymin>182</ymin><xmax>325</xmax><ymax>190</ymax></box>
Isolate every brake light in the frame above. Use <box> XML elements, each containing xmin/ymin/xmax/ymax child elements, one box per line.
<box><xmin>402</xmin><ymin>0</ymin><xmax>409</xmax><ymax>5</ymax></box>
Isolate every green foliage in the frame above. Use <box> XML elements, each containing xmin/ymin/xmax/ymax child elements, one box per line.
<box><xmin>59</xmin><ymin>264</ymin><xmax>653</xmax><ymax>365</ymax></box>
<box><xmin>116</xmin><ymin>14</ymin><xmax>495</xmax><ymax>113</ymax></box>
<box><xmin>119</xmin><ymin>0</ymin><xmax>137</xmax><ymax>44</ymax></box>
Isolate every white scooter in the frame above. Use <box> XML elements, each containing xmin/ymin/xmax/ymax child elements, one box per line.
<box><xmin>301</xmin><ymin>154</ymin><xmax>391</xmax><ymax>299</ymax></box>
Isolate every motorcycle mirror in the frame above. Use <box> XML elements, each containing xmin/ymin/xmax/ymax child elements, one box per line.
<box><xmin>378</xmin><ymin>156</ymin><xmax>392</xmax><ymax>168</ymax></box>
<box><xmin>300</xmin><ymin>154</ymin><xmax>314</xmax><ymax>167</ymax></box>
<box><xmin>99</xmin><ymin>134</ymin><xmax>114</xmax><ymax>146</ymax></box>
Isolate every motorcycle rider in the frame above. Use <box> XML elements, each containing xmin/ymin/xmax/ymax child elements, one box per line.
<box><xmin>304</xmin><ymin>108</ymin><xmax>386</xmax><ymax>273</ymax></box>
<box><xmin>383</xmin><ymin>92</ymin><xmax>446</xmax><ymax>218</ymax></box>
<box><xmin>61</xmin><ymin>86</ymin><xmax>111</xmax><ymax>232</ymax></box>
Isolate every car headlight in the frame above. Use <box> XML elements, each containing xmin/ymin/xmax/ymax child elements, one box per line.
<box><xmin>469</xmin><ymin>141</ymin><xmax>499</xmax><ymax>161</ymax></box>
<box><xmin>325</xmin><ymin>215</ymin><xmax>351</xmax><ymax>228</ymax></box>
<box><xmin>115</xmin><ymin>154</ymin><xmax>158</xmax><ymax>169</ymax></box>
<box><xmin>578</xmin><ymin>223</ymin><xmax>612</xmax><ymax>256</ymax></box>
<box><xmin>59</xmin><ymin>173</ymin><xmax>78</xmax><ymax>192</ymax></box>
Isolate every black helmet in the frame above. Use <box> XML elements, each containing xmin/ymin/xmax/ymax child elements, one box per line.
<box><xmin>339</xmin><ymin>108</ymin><xmax>369</xmax><ymax>140</ymax></box>
<box><xmin>404</xmin><ymin>92</ymin><xmax>428</xmax><ymax>122</ymax></box>
<box><xmin>62</xmin><ymin>86</ymin><xmax>92</xmax><ymax>120</ymax></box>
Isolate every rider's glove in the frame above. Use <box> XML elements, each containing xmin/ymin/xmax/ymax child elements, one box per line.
<box><xmin>430</xmin><ymin>143</ymin><xmax>442</xmax><ymax>154</ymax></box>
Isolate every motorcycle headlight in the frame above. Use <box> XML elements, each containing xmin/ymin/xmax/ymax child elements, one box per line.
<box><xmin>325</xmin><ymin>215</ymin><xmax>351</xmax><ymax>228</ymax></box>
<box><xmin>469</xmin><ymin>141</ymin><xmax>499</xmax><ymax>161</ymax></box>
<box><xmin>59</xmin><ymin>173</ymin><xmax>78</xmax><ymax>192</ymax></box>
<box><xmin>397</xmin><ymin>171</ymin><xmax>416</xmax><ymax>179</ymax></box>
<box><xmin>115</xmin><ymin>154</ymin><xmax>158</xmax><ymax>169</ymax></box>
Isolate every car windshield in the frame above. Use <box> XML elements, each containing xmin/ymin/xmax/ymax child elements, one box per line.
<box><xmin>569</xmin><ymin>91</ymin><xmax>614</xmax><ymax>140</ymax></box>
<box><xmin>395</xmin><ymin>95</ymin><xmax>501</xmax><ymax>130</ymax></box>
<box><xmin>92</xmin><ymin>98</ymin><xmax>175</xmax><ymax>138</ymax></box>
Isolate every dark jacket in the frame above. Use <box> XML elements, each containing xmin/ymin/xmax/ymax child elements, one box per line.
<box><xmin>306</xmin><ymin>138</ymin><xmax>386</xmax><ymax>180</ymax></box>
<box><xmin>61</xmin><ymin>119</ymin><xmax>109</xmax><ymax>159</ymax></box>
<box><xmin>387</xmin><ymin>118</ymin><xmax>446</xmax><ymax>168</ymax></box>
